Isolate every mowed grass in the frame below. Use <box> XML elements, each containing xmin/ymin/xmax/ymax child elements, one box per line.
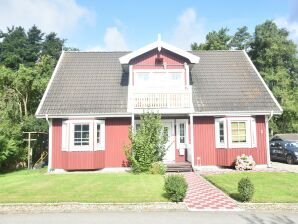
<box><xmin>0</xmin><ymin>168</ymin><xmax>168</xmax><ymax>203</ymax></box>
<box><xmin>205</xmin><ymin>172</ymin><xmax>298</xmax><ymax>203</ymax></box>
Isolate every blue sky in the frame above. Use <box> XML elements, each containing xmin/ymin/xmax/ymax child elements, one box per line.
<box><xmin>0</xmin><ymin>0</ymin><xmax>297</xmax><ymax>50</ymax></box>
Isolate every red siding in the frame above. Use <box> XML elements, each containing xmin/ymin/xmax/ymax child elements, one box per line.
<box><xmin>51</xmin><ymin>118</ymin><xmax>130</xmax><ymax>170</ymax></box>
<box><xmin>131</xmin><ymin>49</ymin><xmax>185</xmax><ymax>70</ymax></box>
<box><xmin>105</xmin><ymin>118</ymin><xmax>131</xmax><ymax>167</ymax></box>
<box><xmin>193</xmin><ymin>116</ymin><xmax>267</xmax><ymax>166</ymax></box>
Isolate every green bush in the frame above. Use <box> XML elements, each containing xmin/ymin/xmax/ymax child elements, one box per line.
<box><xmin>164</xmin><ymin>174</ymin><xmax>188</xmax><ymax>202</ymax></box>
<box><xmin>238</xmin><ymin>177</ymin><xmax>255</xmax><ymax>202</ymax></box>
<box><xmin>149</xmin><ymin>162</ymin><xmax>166</xmax><ymax>175</ymax></box>
<box><xmin>124</xmin><ymin>113</ymin><xmax>168</xmax><ymax>173</ymax></box>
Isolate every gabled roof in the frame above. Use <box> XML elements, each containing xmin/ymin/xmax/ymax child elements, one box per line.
<box><xmin>36</xmin><ymin>50</ymin><xmax>282</xmax><ymax>117</ymax></box>
<box><xmin>119</xmin><ymin>35</ymin><xmax>200</xmax><ymax>64</ymax></box>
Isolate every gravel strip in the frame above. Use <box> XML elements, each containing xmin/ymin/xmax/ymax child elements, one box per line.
<box><xmin>0</xmin><ymin>202</ymin><xmax>187</xmax><ymax>214</ymax></box>
<box><xmin>240</xmin><ymin>203</ymin><xmax>298</xmax><ymax>212</ymax></box>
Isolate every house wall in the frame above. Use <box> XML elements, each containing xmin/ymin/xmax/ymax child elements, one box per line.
<box><xmin>131</xmin><ymin>48</ymin><xmax>185</xmax><ymax>69</ymax></box>
<box><xmin>193</xmin><ymin>116</ymin><xmax>267</xmax><ymax>166</ymax></box>
<box><xmin>51</xmin><ymin>118</ymin><xmax>130</xmax><ymax>170</ymax></box>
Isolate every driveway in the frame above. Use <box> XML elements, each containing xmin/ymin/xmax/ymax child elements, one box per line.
<box><xmin>272</xmin><ymin>161</ymin><xmax>298</xmax><ymax>173</ymax></box>
<box><xmin>1</xmin><ymin>211</ymin><xmax>298</xmax><ymax>224</ymax></box>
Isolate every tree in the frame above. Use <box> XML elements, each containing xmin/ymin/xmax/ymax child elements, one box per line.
<box><xmin>26</xmin><ymin>25</ymin><xmax>44</xmax><ymax>66</ymax></box>
<box><xmin>249</xmin><ymin>20</ymin><xmax>298</xmax><ymax>133</ymax></box>
<box><xmin>229</xmin><ymin>26</ymin><xmax>251</xmax><ymax>50</ymax></box>
<box><xmin>125</xmin><ymin>113</ymin><xmax>168</xmax><ymax>173</ymax></box>
<box><xmin>0</xmin><ymin>26</ymin><xmax>28</xmax><ymax>69</ymax></box>
<box><xmin>42</xmin><ymin>32</ymin><xmax>65</xmax><ymax>61</ymax></box>
<box><xmin>192</xmin><ymin>28</ymin><xmax>231</xmax><ymax>50</ymax></box>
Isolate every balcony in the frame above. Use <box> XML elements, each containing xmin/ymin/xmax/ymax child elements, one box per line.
<box><xmin>131</xmin><ymin>88</ymin><xmax>193</xmax><ymax>112</ymax></box>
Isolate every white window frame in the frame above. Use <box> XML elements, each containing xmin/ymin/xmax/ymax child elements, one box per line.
<box><xmin>215</xmin><ymin>118</ymin><xmax>227</xmax><ymax>148</ymax></box>
<box><xmin>133</xmin><ymin>69</ymin><xmax>185</xmax><ymax>90</ymax></box>
<box><xmin>176</xmin><ymin>119</ymin><xmax>188</xmax><ymax>149</ymax></box>
<box><xmin>61</xmin><ymin>120</ymin><xmax>105</xmax><ymax>152</ymax></box>
<box><xmin>94</xmin><ymin>120</ymin><xmax>105</xmax><ymax>151</ymax></box>
<box><xmin>228</xmin><ymin>117</ymin><xmax>252</xmax><ymax>148</ymax></box>
<box><xmin>214</xmin><ymin>117</ymin><xmax>257</xmax><ymax>149</ymax></box>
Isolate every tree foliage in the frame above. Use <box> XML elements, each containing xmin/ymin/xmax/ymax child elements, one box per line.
<box><xmin>125</xmin><ymin>113</ymin><xmax>168</xmax><ymax>173</ymax></box>
<box><xmin>191</xmin><ymin>28</ymin><xmax>231</xmax><ymax>50</ymax></box>
<box><xmin>0</xmin><ymin>25</ymin><xmax>69</xmax><ymax>170</ymax></box>
<box><xmin>192</xmin><ymin>21</ymin><xmax>298</xmax><ymax>134</ymax></box>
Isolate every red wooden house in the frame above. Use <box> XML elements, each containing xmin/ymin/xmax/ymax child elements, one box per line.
<box><xmin>36</xmin><ymin>36</ymin><xmax>282</xmax><ymax>172</ymax></box>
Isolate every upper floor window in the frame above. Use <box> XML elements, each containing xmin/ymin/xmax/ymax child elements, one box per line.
<box><xmin>134</xmin><ymin>70</ymin><xmax>184</xmax><ymax>89</ymax></box>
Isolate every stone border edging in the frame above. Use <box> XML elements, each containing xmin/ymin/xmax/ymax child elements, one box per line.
<box><xmin>239</xmin><ymin>203</ymin><xmax>298</xmax><ymax>212</ymax></box>
<box><xmin>0</xmin><ymin>202</ymin><xmax>187</xmax><ymax>214</ymax></box>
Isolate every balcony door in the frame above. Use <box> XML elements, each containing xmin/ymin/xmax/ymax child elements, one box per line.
<box><xmin>162</xmin><ymin>120</ymin><xmax>176</xmax><ymax>162</ymax></box>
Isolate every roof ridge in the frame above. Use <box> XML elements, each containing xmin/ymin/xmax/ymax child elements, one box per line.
<box><xmin>64</xmin><ymin>51</ymin><xmax>132</xmax><ymax>53</ymax></box>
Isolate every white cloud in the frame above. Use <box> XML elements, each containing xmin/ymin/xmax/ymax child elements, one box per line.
<box><xmin>86</xmin><ymin>26</ymin><xmax>128</xmax><ymax>51</ymax></box>
<box><xmin>274</xmin><ymin>1</ymin><xmax>298</xmax><ymax>44</ymax></box>
<box><xmin>275</xmin><ymin>17</ymin><xmax>298</xmax><ymax>43</ymax></box>
<box><xmin>170</xmin><ymin>8</ymin><xmax>205</xmax><ymax>50</ymax></box>
<box><xmin>0</xmin><ymin>0</ymin><xmax>95</xmax><ymax>36</ymax></box>
<box><xmin>104</xmin><ymin>27</ymin><xmax>128</xmax><ymax>50</ymax></box>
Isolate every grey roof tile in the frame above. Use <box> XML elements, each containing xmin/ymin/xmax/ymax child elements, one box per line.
<box><xmin>37</xmin><ymin>50</ymin><xmax>281</xmax><ymax>116</ymax></box>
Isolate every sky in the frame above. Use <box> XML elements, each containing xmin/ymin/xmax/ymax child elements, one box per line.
<box><xmin>0</xmin><ymin>0</ymin><xmax>297</xmax><ymax>51</ymax></box>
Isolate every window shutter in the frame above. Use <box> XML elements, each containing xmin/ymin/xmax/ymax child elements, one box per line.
<box><xmin>61</xmin><ymin>120</ymin><xmax>69</xmax><ymax>151</ymax></box>
<box><xmin>251</xmin><ymin>118</ymin><xmax>257</xmax><ymax>148</ymax></box>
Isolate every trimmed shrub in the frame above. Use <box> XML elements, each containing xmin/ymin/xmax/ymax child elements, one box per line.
<box><xmin>235</xmin><ymin>154</ymin><xmax>256</xmax><ymax>171</ymax></box>
<box><xmin>149</xmin><ymin>162</ymin><xmax>166</xmax><ymax>175</ymax></box>
<box><xmin>164</xmin><ymin>174</ymin><xmax>188</xmax><ymax>202</ymax></box>
<box><xmin>238</xmin><ymin>177</ymin><xmax>255</xmax><ymax>202</ymax></box>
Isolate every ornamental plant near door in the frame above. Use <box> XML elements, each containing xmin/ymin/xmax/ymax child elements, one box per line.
<box><xmin>124</xmin><ymin>113</ymin><xmax>168</xmax><ymax>173</ymax></box>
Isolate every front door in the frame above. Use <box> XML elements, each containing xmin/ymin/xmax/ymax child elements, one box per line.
<box><xmin>162</xmin><ymin>121</ymin><xmax>175</xmax><ymax>162</ymax></box>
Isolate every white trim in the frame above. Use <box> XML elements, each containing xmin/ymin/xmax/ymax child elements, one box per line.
<box><xmin>251</xmin><ymin>118</ymin><xmax>257</xmax><ymax>148</ymax></box>
<box><xmin>61</xmin><ymin>120</ymin><xmax>70</xmax><ymax>151</ymax></box>
<box><xmin>35</xmin><ymin>51</ymin><xmax>65</xmax><ymax>116</ymax></box>
<box><xmin>176</xmin><ymin>119</ymin><xmax>189</xmax><ymax>149</ymax></box>
<box><xmin>192</xmin><ymin>111</ymin><xmax>282</xmax><ymax>116</ymax></box>
<box><xmin>48</xmin><ymin>119</ymin><xmax>53</xmax><ymax>172</ymax></box>
<box><xmin>119</xmin><ymin>39</ymin><xmax>200</xmax><ymax>64</ymax></box>
<box><xmin>36</xmin><ymin>113</ymin><xmax>132</xmax><ymax>119</ymax></box>
<box><xmin>227</xmin><ymin>117</ymin><xmax>252</xmax><ymax>148</ymax></box>
<box><xmin>265</xmin><ymin>115</ymin><xmax>272</xmax><ymax>168</ymax></box>
<box><xmin>242</xmin><ymin>50</ymin><xmax>283</xmax><ymax>113</ymax></box>
<box><xmin>94</xmin><ymin>120</ymin><xmax>105</xmax><ymax>151</ymax></box>
<box><xmin>190</xmin><ymin>114</ymin><xmax>194</xmax><ymax>167</ymax></box>
<box><xmin>215</xmin><ymin>118</ymin><xmax>227</xmax><ymax>148</ymax></box>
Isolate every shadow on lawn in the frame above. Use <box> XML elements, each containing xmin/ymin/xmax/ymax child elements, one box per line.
<box><xmin>229</xmin><ymin>192</ymin><xmax>243</xmax><ymax>202</ymax></box>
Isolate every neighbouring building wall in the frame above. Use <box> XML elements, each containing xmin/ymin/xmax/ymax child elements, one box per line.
<box><xmin>51</xmin><ymin>118</ymin><xmax>131</xmax><ymax>170</ymax></box>
<box><xmin>193</xmin><ymin>116</ymin><xmax>267</xmax><ymax>166</ymax></box>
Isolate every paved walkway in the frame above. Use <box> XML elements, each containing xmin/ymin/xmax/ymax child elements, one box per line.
<box><xmin>183</xmin><ymin>172</ymin><xmax>241</xmax><ymax>211</ymax></box>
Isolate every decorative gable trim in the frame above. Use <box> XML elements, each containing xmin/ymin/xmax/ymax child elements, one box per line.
<box><xmin>119</xmin><ymin>35</ymin><xmax>200</xmax><ymax>64</ymax></box>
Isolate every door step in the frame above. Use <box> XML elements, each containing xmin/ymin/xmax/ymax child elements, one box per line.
<box><xmin>166</xmin><ymin>162</ymin><xmax>193</xmax><ymax>172</ymax></box>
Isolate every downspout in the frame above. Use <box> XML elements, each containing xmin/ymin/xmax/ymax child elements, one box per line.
<box><xmin>265</xmin><ymin>111</ymin><xmax>273</xmax><ymax>168</ymax></box>
<box><xmin>45</xmin><ymin>114</ymin><xmax>52</xmax><ymax>172</ymax></box>
<box><xmin>190</xmin><ymin>114</ymin><xmax>195</xmax><ymax>169</ymax></box>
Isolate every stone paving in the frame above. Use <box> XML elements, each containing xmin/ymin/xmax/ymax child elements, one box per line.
<box><xmin>183</xmin><ymin>172</ymin><xmax>241</xmax><ymax>211</ymax></box>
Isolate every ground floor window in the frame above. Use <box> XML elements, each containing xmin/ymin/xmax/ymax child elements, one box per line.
<box><xmin>62</xmin><ymin>120</ymin><xmax>105</xmax><ymax>151</ymax></box>
<box><xmin>215</xmin><ymin>117</ymin><xmax>257</xmax><ymax>149</ymax></box>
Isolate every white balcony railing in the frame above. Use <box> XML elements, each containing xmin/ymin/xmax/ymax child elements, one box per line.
<box><xmin>133</xmin><ymin>90</ymin><xmax>192</xmax><ymax>109</ymax></box>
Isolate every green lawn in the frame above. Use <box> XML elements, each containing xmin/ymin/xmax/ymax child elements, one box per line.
<box><xmin>205</xmin><ymin>172</ymin><xmax>298</xmax><ymax>203</ymax></box>
<box><xmin>0</xmin><ymin>168</ymin><xmax>167</xmax><ymax>203</ymax></box>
